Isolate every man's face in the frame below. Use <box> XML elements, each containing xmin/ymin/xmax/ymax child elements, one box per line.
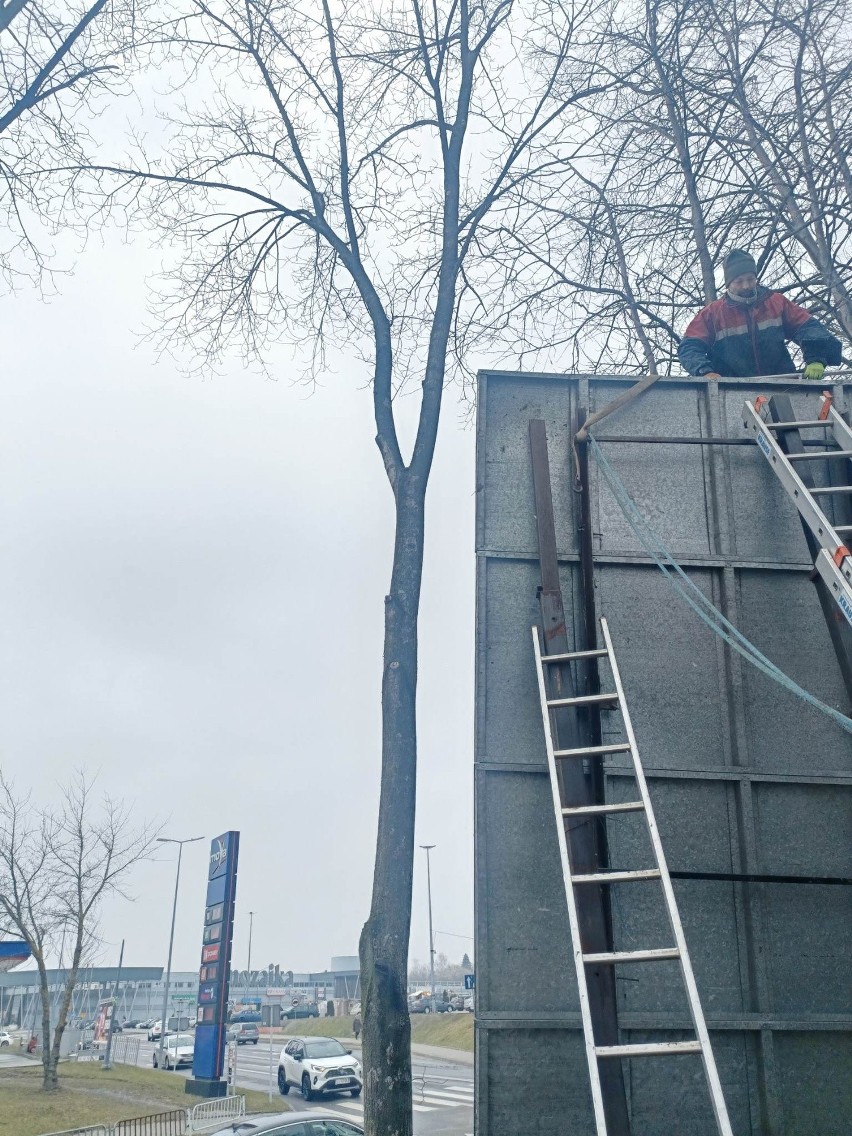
<box><xmin>729</xmin><ymin>272</ymin><xmax>758</xmax><ymax>297</ymax></box>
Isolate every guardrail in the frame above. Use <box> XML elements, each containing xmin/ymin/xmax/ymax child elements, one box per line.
<box><xmin>113</xmin><ymin>1109</ymin><xmax>186</xmax><ymax>1135</ymax></box>
<box><xmin>39</xmin><ymin>1096</ymin><xmax>246</xmax><ymax>1136</ymax></box>
<box><xmin>109</xmin><ymin>1035</ymin><xmax>141</xmax><ymax>1066</ymax></box>
<box><xmin>187</xmin><ymin>1095</ymin><xmax>245</xmax><ymax>1132</ymax></box>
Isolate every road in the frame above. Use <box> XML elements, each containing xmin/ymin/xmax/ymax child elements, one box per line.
<box><xmin>134</xmin><ymin>1035</ymin><xmax>473</xmax><ymax>1136</ymax></box>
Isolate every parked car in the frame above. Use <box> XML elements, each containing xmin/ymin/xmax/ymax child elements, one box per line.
<box><xmin>277</xmin><ymin>1037</ymin><xmax>362</xmax><ymax>1101</ymax></box>
<box><xmin>152</xmin><ymin>1032</ymin><xmax>194</xmax><ymax>1070</ymax></box>
<box><xmin>228</xmin><ymin>1022</ymin><xmax>259</xmax><ymax>1045</ymax></box>
<box><xmin>209</xmin><ymin>1112</ymin><xmax>363</xmax><ymax>1135</ymax></box>
<box><xmin>0</xmin><ymin>1030</ymin><xmax>12</xmax><ymax>1047</ymax></box>
<box><xmin>408</xmin><ymin>998</ymin><xmax>452</xmax><ymax>1014</ymax></box>
<box><xmin>229</xmin><ymin>1009</ymin><xmax>262</xmax><ymax>1024</ymax></box>
<box><xmin>281</xmin><ymin>1002</ymin><xmax>320</xmax><ymax>1020</ymax></box>
<box><xmin>122</xmin><ymin>1019</ymin><xmax>142</xmax><ymax>1029</ymax></box>
<box><xmin>147</xmin><ymin>1020</ymin><xmax>164</xmax><ymax>1041</ymax></box>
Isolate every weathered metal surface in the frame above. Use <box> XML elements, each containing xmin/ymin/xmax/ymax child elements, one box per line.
<box><xmin>529</xmin><ymin>420</ymin><xmax>630</xmax><ymax>1134</ymax></box>
<box><xmin>475</xmin><ymin>372</ymin><xmax>852</xmax><ymax>1135</ymax></box>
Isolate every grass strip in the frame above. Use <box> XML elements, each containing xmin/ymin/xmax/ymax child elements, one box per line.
<box><xmin>0</xmin><ymin>1060</ymin><xmax>283</xmax><ymax>1136</ymax></box>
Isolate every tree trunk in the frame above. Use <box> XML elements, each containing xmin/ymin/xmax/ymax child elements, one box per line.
<box><xmin>359</xmin><ymin>472</ymin><xmax>426</xmax><ymax>1136</ymax></box>
<box><xmin>37</xmin><ymin>967</ymin><xmax>57</xmax><ymax>1090</ymax></box>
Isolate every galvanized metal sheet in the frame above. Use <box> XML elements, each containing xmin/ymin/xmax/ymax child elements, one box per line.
<box><xmin>476</xmin><ymin>372</ymin><xmax>852</xmax><ymax>1136</ymax></box>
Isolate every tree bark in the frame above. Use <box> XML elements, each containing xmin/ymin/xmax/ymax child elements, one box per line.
<box><xmin>359</xmin><ymin>472</ymin><xmax>426</xmax><ymax>1136</ymax></box>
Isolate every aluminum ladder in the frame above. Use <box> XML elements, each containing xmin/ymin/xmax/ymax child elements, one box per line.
<box><xmin>532</xmin><ymin>616</ymin><xmax>734</xmax><ymax>1136</ymax></box>
<box><xmin>743</xmin><ymin>393</ymin><xmax>852</xmax><ymax>627</ymax></box>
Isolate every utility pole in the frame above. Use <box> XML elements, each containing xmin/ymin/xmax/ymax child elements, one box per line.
<box><xmin>103</xmin><ymin>939</ymin><xmax>124</xmax><ymax>1071</ymax></box>
<box><xmin>156</xmin><ymin>835</ymin><xmax>204</xmax><ymax>1070</ymax></box>
<box><xmin>420</xmin><ymin>845</ymin><xmax>436</xmax><ymax>1011</ymax></box>
<box><xmin>245</xmin><ymin>911</ymin><xmax>254</xmax><ymax>1001</ymax></box>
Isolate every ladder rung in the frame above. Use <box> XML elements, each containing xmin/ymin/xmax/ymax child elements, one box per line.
<box><xmin>764</xmin><ymin>420</ymin><xmax>832</xmax><ymax>430</ymax></box>
<box><xmin>834</xmin><ymin>525</ymin><xmax>852</xmax><ymax>533</ymax></box>
<box><xmin>562</xmin><ymin>800</ymin><xmax>644</xmax><ymax>816</ymax></box>
<box><xmin>596</xmin><ymin>1041</ymin><xmax>703</xmax><ymax>1058</ymax></box>
<box><xmin>541</xmin><ymin>648</ymin><xmax>608</xmax><ymax>662</ymax></box>
<box><xmin>547</xmin><ymin>692</ymin><xmax>619</xmax><ymax>708</ymax></box>
<box><xmin>809</xmin><ymin>485</ymin><xmax>852</xmax><ymax>495</ymax></box>
<box><xmin>583</xmin><ymin>947</ymin><xmax>680</xmax><ymax>964</ymax></box>
<box><xmin>554</xmin><ymin>742</ymin><xmax>631</xmax><ymax>758</ymax></box>
<box><xmin>573</xmin><ymin>869</ymin><xmax>661</xmax><ymax>884</ymax></box>
<box><xmin>787</xmin><ymin>450</ymin><xmax>852</xmax><ymax>461</ymax></box>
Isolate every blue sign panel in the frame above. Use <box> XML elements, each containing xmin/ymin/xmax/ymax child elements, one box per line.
<box><xmin>190</xmin><ymin>830</ymin><xmax>239</xmax><ymax>1084</ymax></box>
<box><xmin>464</xmin><ymin>973</ymin><xmax>475</xmax><ymax>990</ymax></box>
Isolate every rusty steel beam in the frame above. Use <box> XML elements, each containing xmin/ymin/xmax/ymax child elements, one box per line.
<box><xmin>529</xmin><ymin>419</ymin><xmax>630</xmax><ymax>1136</ymax></box>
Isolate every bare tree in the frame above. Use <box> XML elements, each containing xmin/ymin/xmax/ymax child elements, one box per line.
<box><xmin>698</xmin><ymin>0</ymin><xmax>852</xmax><ymax>339</ymax></box>
<box><xmin>82</xmin><ymin>1</ymin><xmax>613</xmax><ymax>1130</ymax></box>
<box><xmin>0</xmin><ymin>770</ymin><xmax>160</xmax><ymax>1090</ymax></box>
<box><xmin>0</xmin><ymin>0</ymin><xmax>138</xmax><ymax>287</ymax></box>
<box><xmin>500</xmin><ymin>0</ymin><xmax>852</xmax><ymax>374</ymax></box>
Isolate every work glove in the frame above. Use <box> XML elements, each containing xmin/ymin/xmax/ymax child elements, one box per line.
<box><xmin>804</xmin><ymin>362</ymin><xmax>825</xmax><ymax>381</ymax></box>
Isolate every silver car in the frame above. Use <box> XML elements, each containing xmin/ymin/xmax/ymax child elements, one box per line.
<box><xmin>153</xmin><ymin>1032</ymin><xmax>194</xmax><ymax>1070</ymax></box>
<box><xmin>209</xmin><ymin>1112</ymin><xmax>363</xmax><ymax>1135</ymax></box>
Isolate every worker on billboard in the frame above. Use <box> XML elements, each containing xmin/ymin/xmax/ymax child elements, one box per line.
<box><xmin>678</xmin><ymin>249</ymin><xmax>842</xmax><ymax>380</ymax></box>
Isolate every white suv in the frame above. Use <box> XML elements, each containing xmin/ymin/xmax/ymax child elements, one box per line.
<box><xmin>277</xmin><ymin>1037</ymin><xmax>362</xmax><ymax>1101</ymax></box>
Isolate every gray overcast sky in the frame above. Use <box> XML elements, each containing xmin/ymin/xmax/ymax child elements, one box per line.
<box><xmin>2</xmin><ymin>229</ymin><xmax>475</xmax><ymax>976</ymax></box>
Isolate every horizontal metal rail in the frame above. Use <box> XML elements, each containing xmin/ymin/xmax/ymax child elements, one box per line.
<box><xmin>596</xmin><ymin>1041</ymin><xmax>703</xmax><ymax>1058</ymax></box>
<box><xmin>547</xmin><ymin>692</ymin><xmax>618</xmax><ymax>707</ymax></box>
<box><xmin>583</xmin><ymin>948</ymin><xmax>680</xmax><ymax>964</ymax></box>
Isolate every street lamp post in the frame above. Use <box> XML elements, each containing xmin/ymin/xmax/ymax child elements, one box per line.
<box><xmin>420</xmin><ymin>845</ymin><xmax>436</xmax><ymax>1011</ymax></box>
<box><xmin>156</xmin><ymin>835</ymin><xmax>204</xmax><ymax>1071</ymax></box>
<box><xmin>245</xmin><ymin>911</ymin><xmax>254</xmax><ymax>1000</ymax></box>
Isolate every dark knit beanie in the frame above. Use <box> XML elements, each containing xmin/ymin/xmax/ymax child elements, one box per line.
<box><xmin>723</xmin><ymin>249</ymin><xmax>758</xmax><ymax>285</ymax></box>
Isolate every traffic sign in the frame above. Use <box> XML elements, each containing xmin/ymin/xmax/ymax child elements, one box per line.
<box><xmin>463</xmin><ymin>974</ymin><xmax>475</xmax><ymax>990</ymax></box>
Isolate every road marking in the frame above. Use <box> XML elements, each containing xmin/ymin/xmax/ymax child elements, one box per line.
<box><xmin>323</xmin><ymin>1100</ymin><xmax>437</xmax><ymax>1116</ymax></box>
<box><xmin>415</xmin><ymin>1090</ymin><xmax>475</xmax><ymax>1105</ymax></box>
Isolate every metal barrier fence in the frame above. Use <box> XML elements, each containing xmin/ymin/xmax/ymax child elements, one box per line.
<box><xmin>39</xmin><ymin>1097</ymin><xmax>246</xmax><ymax>1136</ymax></box>
<box><xmin>187</xmin><ymin>1095</ymin><xmax>245</xmax><ymax>1132</ymax></box>
<box><xmin>109</xmin><ymin>1035</ymin><xmax>141</xmax><ymax>1066</ymax></box>
<box><xmin>113</xmin><ymin>1110</ymin><xmax>186</xmax><ymax>1136</ymax></box>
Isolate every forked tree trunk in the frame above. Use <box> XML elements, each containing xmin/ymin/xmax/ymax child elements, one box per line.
<box><xmin>359</xmin><ymin>472</ymin><xmax>427</xmax><ymax>1136</ymax></box>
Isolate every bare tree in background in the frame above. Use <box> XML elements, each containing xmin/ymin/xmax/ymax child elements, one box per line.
<box><xmin>0</xmin><ymin>771</ymin><xmax>160</xmax><ymax>1089</ymax></box>
<box><xmin>85</xmin><ymin>0</ymin><xmax>613</xmax><ymax>1129</ymax></box>
<box><xmin>699</xmin><ymin>0</ymin><xmax>852</xmax><ymax>339</ymax></box>
<box><xmin>501</xmin><ymin>0</ymin><xmax>851</xmax><ymax>373</ymax></box>
<box><xmin>0</xmin><ymin>0</ymin><xmax>137</xmax><ymax>286</ymax></box>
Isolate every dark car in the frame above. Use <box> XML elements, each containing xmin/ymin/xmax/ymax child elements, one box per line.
<box><xmin>229</xmin><ymin>1010</ymin><xmax>262</xmax><ymax>1024</ymax></box>
<box><xmin>209</xmin><ymin>1111</ymin><xmax>363</xmax><ymax>1135</ymax></box>
<box><xmin>409</xmin><ymin>998</ymin><xmax>452</xmax><ymax>1014</ymax></box>
<box><xmin>281</xmin><ymin>1003</ymin><xmax>320</xmax><ymax>1020</ymax></box>
<box><xmin>229</xmin><ymin>1022</ymin><xmax>260</xmax><ymax>1045</ymax></box>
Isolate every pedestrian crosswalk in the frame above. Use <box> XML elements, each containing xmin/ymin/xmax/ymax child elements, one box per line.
<box><xmin>319</xmin><ymin>1078</ymin><xmax>474</xmax><ymax>1121</ymax></box>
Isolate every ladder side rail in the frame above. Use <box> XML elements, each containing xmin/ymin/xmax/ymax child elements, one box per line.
<box><xmin>814</xmin><ymin>550</ymin><xmax>852</xmax><ymax>628</ymax></box>
<box><xmin>828</xmin><ymin>404</ymin><xmax>852</xmax><ymax>451</ymax></box>
<box><xmin>743</xmin><ymin>402</ymin><xmax>852</xmax><ymax>588</ymax></box>
<box><xmin>599</xmin><ymin>618</ymin><xmax>735</xmax><ymax>1136</ymax></box>
<box><xmin>532</xmin><ymin>627</ymin><xmax>608</xmax><ymax>1136</ymax></box>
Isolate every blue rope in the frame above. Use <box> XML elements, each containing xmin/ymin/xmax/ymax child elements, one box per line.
<box><xmin>589</xmin><ymin>435</ymin><xmax>852</xmax><ymax>736</ymax></box>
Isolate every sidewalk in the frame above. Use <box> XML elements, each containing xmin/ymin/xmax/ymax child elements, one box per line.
<box><xmin>411</xmin><ymin>1042</ymin><xmax>472</xmax><ymax>1067</ymax></box>
<box><xmin>0</xmin><ymin>1050</ymin><xmax>38</xmax><ymax>1069</ymax></box>
<box><xmin>263</xmin><ymin>1029</ymin><xmax>473</xmax><ymax>1067</ymax></box>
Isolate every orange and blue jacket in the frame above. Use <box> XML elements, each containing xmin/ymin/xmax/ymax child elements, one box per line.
<box><xmin>678</xmin><ymin>287</ymin><xmax>842</xmax><ymax>377</ymax></box>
